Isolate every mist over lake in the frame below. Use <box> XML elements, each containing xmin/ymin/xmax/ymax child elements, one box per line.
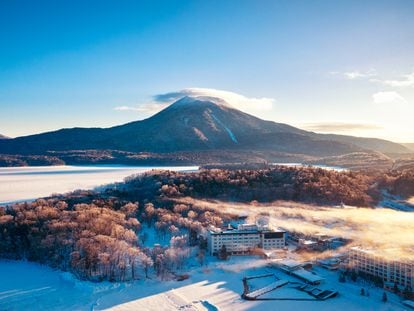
<box><xmin>0</xmin><ymin>165</ymin><xmax>198</xmax><ymax>204</ymax></box>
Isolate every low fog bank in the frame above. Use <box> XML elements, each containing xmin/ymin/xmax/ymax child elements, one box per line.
<box><xmin>177</xmin><ymin>198</ymin><xmax>414</xmax><ymax>261</ymax></box>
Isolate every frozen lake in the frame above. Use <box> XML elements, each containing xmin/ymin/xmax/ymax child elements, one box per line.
<box><xmin>0</xmin><ymin>165</ymin><xmax>198</xmax><ymax>204</ymax></box>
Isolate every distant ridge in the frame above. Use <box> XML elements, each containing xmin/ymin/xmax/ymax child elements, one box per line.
<box><xmin>312</xmin><ymin>133</ymin><xmax>410</xmax><ymax>154</ymax></box>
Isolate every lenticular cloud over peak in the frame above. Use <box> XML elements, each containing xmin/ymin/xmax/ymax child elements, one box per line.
<box><xmin>154</xmin><ymin>88</ymin><xmax>275</xmax><ymax>112</ymax></box>
<box><xmin>114</xmin><ymin>88</ymin><xmax>275</xmax><ymax>116</ymax></box>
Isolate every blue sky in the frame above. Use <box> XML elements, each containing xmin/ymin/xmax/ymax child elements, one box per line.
<box><xmin>1</xmin><ymin>0</ymin><xmax>413</xmax><ymax>142</ymax></box>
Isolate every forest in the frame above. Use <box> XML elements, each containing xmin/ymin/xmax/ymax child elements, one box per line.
<box><xmin>116</xmin><ymin>166</ymin><xmax>379</xmax><ymax>206</ymax></box>
<box><xmin>0</xmin><ymin>195</ymin><xmax>231</xmax><ymax>281</ymax></box>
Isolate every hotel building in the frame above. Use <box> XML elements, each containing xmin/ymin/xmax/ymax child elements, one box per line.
<box><xmin>348</xmin><ymin>247</ymin><xmax>414</xmax><ymax>290</ymax></box>
<box><xmin>207</xmin><ymin>223</ymin><xmax>286</xmax><ymax>256</ymax></box>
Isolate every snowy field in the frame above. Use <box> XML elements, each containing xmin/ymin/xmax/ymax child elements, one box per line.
<box><xmin>0</xmin><ymin>165</ymin><xmax>197</xmax><ymax>204</ymax></box>
<box><xmin>0</xmin><ymin>257</ymin><xmax>408</xmax><ymax>311</ymax></box>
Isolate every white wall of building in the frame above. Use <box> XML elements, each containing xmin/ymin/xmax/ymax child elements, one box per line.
<box><xmin>208</xmin><ymin>228</ymin><xmax>285</xmax><ymax>256</ymax></box>
<box><xmin>349</xmin><ymin>248</ymin><xmax>414</xmax><ymax>289</ymax></box>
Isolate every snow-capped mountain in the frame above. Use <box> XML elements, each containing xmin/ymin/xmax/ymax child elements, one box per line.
<box><xmin>0</xmin><ymin>96</ymin><xmax>409</xmax><ymax>157</ymax></box>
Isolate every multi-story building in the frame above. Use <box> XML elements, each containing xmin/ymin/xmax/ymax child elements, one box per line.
<box><xmin>348</xmin><ymin>247</ymin><xmax>414</xmax><ymax>290</ymax></box>
<box><xmin>207</xmin><ymin>223</ymin><xmax>286</xmax><ymax>256</ymax></box>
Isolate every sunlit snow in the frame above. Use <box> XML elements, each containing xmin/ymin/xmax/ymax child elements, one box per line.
<box><xmin>0</xmin><ymin>258</ymin><xmax>407</xmax><ymax>311</ymax></box>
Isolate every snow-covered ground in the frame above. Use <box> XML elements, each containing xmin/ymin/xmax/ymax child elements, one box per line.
<box><xmin>139</xmin><ymin>224</ymin><xmax>172</xmax><ymax>247</ymax></box>
<box><xmin>0</xmin><ymin>165</ymin><xmax>198</xmax><ymax>204</ymax></box>
<box><xmin>378</xmin><ymin>190</ymin><xmax>414</xmax><ymax>211</ymax></box>
<box><xmin>0</xmin><ymin>257</ymin><xmax>409</xmax><ymax>311</ymax></box>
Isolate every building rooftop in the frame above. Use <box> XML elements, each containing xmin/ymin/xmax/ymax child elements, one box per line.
<box><xmin>209</xmin><ymin>225</ymin><xmax>286</xmax><ymax>235</ymax></box>
<box><xmin>271</xmin><ymin>259</ymin><xmax>303</xmax><ymax>270</ymax></box>
<box><xmin>292</xmin><ymin>268</ymin><xmax>325</xmax><ymax>284</ymax></box>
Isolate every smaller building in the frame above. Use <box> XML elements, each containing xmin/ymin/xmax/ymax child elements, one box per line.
<box><xmin>207</xmin><ymin>223</ymin><xmax>286</xmax><ymax>256</ymax></box>
<box><xmin>274</xmin><ymin>259</ymin><xmax>304</xmax><ymax>272</ymax></box>
<box><xmin>286</xmin><ymin>230</ymin><xmax>346</xmax><ymax>252</ymax></box>
<box><xmin>270</xmin><ymin>259</ymin><xmax>325</xmax><ymax>285</ymax></box>
<box><xmin>317</xmin><ymin>257</ymin><xmax>341</xmax><ymax>270</ymax></box>
<box><xmin>298</xmin><ymin>239</ymin><xmax>318</xmax><ymax>250</ymax></box>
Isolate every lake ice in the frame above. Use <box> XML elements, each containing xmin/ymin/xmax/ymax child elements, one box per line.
<box><xmin>0</xmin><ymin>165</ymin><xmax>198</xmax><ymax>204</ymax></box>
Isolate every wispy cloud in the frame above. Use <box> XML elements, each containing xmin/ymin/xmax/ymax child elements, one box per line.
<box><xmin>302</xmin><ymin>122</ymin><xmax>382</xmax><ymax>133</ymax></box>
<box><xmin>334</xmin><ymin>69</ymin><xmax>414</xmax><ymax>88</ymax></box>
<box><xmin>372</xmin><ymin>91</ymin><xmax>407</xmax><ymax>105</ymax></box>
<box><xmin>114</xmin><ymin>106</ymin><xmax>139</xmax><ymax>111</ymax></box>
<box><xmin>331</xmin><ymin>70</ymin><xmax>376</xmax><ymax>80</ymax></box>
<box><xmin>114</xmin><ymin>88</ymin><xmax>275</xmax><ymax>114</ymax></box>
<box><xmin>372</xmin><ymin>71</ymin><xmax>414</xmax><ymax>88</ymax></box>
<box><xmin>344</xmin><ymin>70</ymin><xmax>376</xmax><ymax>80</ymax></box>
<box><xmin>114</xmin><ymin>103</ymin><xmax>169</xmax><ymax>113</ymax></box>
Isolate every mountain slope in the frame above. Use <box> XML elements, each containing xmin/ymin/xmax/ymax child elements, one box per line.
<box><xmin>0</xmin><ymin>96</ymin><xmax>409</xmax><ymax>159</ymax></box>
<box><xmin>403</xmin><ymin>143</ymin><xmax>414</xmax><ymax>152</ymax></box>
<box><xmin>0</xmin><ymin>134</ymin><xmax>9</xmax><ymax>139</ymax></box>
<box><xmin>107</xmin><ymin>96</ymin><xmax>347</xmax><ymax>155</ymax></box>
<box><xmin>0</xmin><ymin>128</ymin><xmax>107</xmax><ymax>154</ymax></box>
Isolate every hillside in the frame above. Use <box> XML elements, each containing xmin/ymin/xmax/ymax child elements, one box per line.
<box><xmin>403</xmin><ymin>143</ymin><xmax>414</xmax><ymax>152</ymax></box>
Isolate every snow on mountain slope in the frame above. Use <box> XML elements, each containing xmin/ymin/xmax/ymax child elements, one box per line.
<box><xmin>211</xmin><ymin>113</ymin><xmax>238</xmax><ymax>143</ymax></box>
